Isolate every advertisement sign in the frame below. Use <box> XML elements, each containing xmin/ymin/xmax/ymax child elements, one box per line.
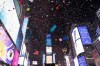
<box><xmin>78</xmin><ymin>26</ymin><xmax>92</xmax><ymax>45</ymax></box>
<box><xmin>46</xmin><ymin>34</ymin><xmax>52</xmax><ymax>46</ymax></box>
<box><xmin>11</xmin><ymin>49</ymin><xmax>20</xmax><ymax>66</ymax></box>
<box><xmin>72</xmin><ymin>27</ymin><xmax>81</xmax><ymax>43</ymax></box>
<box><xmin>74</xmin><ymin>39</ymin><xmax>84</xmax><ymax>56</ymax></box>
<box><xmin>46</xmin><ymin>55</ymin><xmax>53</xmax><ymax>64</ymax></box>
<box><xmin>78</xmin><ymin>56</ymin><xmax>87</xmax><ymax>66</ymax></box>
<box><xmin>0</xmin><ymin>26</ymin><xmax>15</xmax><ymax>64</ymax></box>
<box><xmin>46</xmin><ymin>47</ymin><xmax>52</xmax><ymax>54</ymax></box>
<box><xmin>0</xmin><ymin>0</ymin><xmax>20</xmax><ymax>44</ymax></box>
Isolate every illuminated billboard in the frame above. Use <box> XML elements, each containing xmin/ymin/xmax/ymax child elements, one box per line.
<box><xmin>78</xmin><ymin>26</ymin><xmax>92</xmax><ymax>45</ymax></box>
<box><xmin>74</xmin><ymin>39</ymin><xmax>84</xmax><ymax>56</ymax></box>
<box><xmin>0</xmin><ymin>26</ymin><xmax>15</xmax><ymax>64</ymax></box>
<box><xmin>0</xmin><ymin>0</ymin><xmax>20</xmax><ymax>44</ymax></box>
<box><xmin>78</xmin><ymin>56</ymin><xmax>87</xmax><ymax>66</ymax></box>
<box><xmin>46</xmin><ymin>55</ymin><xmax>53</xmax><ymax>64</ymax></box>
<box><xmin>46</xmin><ymin>34</ymin><xmax>52</xmax><ymax>47</ymax></box>
<box><xmin>72</xmin><ymin>27</ymin><xmax>84</xmax><ymax>56</ymax></box>
<box><xmin>72</xmin><ymin>27</ymin><xmax>81</xmax><ymax>43</ymax></box>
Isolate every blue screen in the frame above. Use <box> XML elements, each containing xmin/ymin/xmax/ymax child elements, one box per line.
<box><xmin>78</xmin><ymin>26</ymin><xmax>92</xmax><ymax>45</ymax></box>
<box><xmin>78</xmin><ymin>56</ymin><xmax>87</xmax><ymax>66</ymax></box>
<box><xmin>46</xmin><ymin>34</ymin><xmax>52</xmax><ymax>46</ymax></box>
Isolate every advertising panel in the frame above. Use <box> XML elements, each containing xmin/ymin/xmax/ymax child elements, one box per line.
<box><xmin>46</xmin><ymin>34</ymin><xmax>52</xmax><ymax>47</ymax></box>
<box><xmin>46</xmin><ymin>47</ymin><xmax>52</xmax><ymax>54</ymax></box>
<box><xmin>0</xmin><ymin>0</ymin><xmax>20</xmax><ymax>44</ymax></box>
<box><xmin>46</xmin><ymin>55</ymin><xmax>53</xmax><ymax>64</ymax></box>
<box><xmin>11</xmin><ymin>49</ymin><xmax>20</xmax><ymax>66</ymax></box>
<box><xmin>0</xmin><ymin>26</ymin><xmax>15</xmax><ymax>64</ymax></box>
<box><xmin>72</xmin><ymin>27</ymin><xmax>81</xmax><ymax>43</ymax></box>
<box><xmin>78</xmin><ymin>26</ymin><xmax>92</xmax><ymax>45</ymax></box>
<box><xmin>78</xmin><ymin>56</ymin><xmax>87</xmax><ymax>66</ymax></box>
<box><xmin>74</xmin><ymin>39</ymin><xmax>84</xmax><ymax>56</ymax></box>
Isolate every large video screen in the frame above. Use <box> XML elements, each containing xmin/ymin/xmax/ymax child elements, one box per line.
<box><xmin>0</xmin><ymin>0</ymin><xmax>20</xmax><ymax>44</ymax></box>
<box><xmin>78</xmin><ymin>56</ymin><xmax>87</xmax><ymax>66</ymax></box>
<box><xmin>0</xmin><ymin>26</ymin><xmax>15</xmax><ymax>64</ymax></box>
<box><xmin>78</xmin><ymin>26</ymin><xmax>92</xmax><ymax>45</ymax></box>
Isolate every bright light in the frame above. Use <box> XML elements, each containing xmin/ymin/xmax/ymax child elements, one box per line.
<box><xmin>98</xmin><ymin>36</ymin><xmax>100</xmax><ymax>41</ymax></box>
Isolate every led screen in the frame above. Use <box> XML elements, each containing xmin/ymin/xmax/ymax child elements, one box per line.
<box><xmin>72</xmin><ymin>27</ymin><xmax>81</xmax><ymax>43</ymax></box>
<box><xmin>0</xmin><ymin>26</ymin><xmax>15</xmax><ymax>64</ymax></box>
<box><xmin>74</xmin><ymin>39</ymin><xmax>84</xmax><ymax>56</ymax></box>
<box><xmin>46</xmin><ymin>56</ymin><xmax>52</xmax><ymax>64</ymax></box>
<box><xmin>46</xmin><ymin>47</ymin><xmax>52</xmax><ymax>54</ymax></box>
<box><xmin>78</xmin><ymin>56</ymin><xmax>87</xmax><ymax>66</ymax></box>
<box><xmin>78</xmin><ymin>26</ymin><xmax>92</xmax><ymax>45</ymax></box>
<box><xmin>11</xmin><ymin>49</ymin><xmax>20</xmax><ymax>66</ymax></box>
<box><xmin>46</xmin><ymin>34</ymin><xmax>52</xmax><ymax>46</ymax></box>
<box><xmin>0</xmin><ymin>0</ymin><xmax>20</xmax><ymax>44</ymax></box>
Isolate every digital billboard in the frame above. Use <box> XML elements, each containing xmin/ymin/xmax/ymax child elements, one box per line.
<box><xmin>0</xmin><ymin>0</ymin><xmax>20</xmax><ymax>44</ymax></box>
<box><xmin>46</xmin><ymin>55</ymin><xmax>53</xmax><ymax>64</ymax></box>
<box><xmin>46</xmin><ymin>34</ymin><xmax>52</xmax><ymax>47</ymax></box>
<box><xmin>46</xmin><ymin>47</ymin><xmax>52</xmax><ymax>54</ymax></box>
<box><xmin>11</xmin><ymin>49</ymin><xmax>20</xmax><ymax>66</ymax></box>
<box><xmin>0</xmin><ymin>26</ymin><xmax>15</xmax><ymax>64</ymax></box>
<box><xmin>74</xmin><ymin>39</ymin><xmax>84</xmax><ymax>56</ymax></box>
<box><xmin>78</xmin><ymin>56</ymin><xmax>87</xmax><ymax>66</ymax></box>
<box><xmin>78</xmin><ymin>26</ymin><xmax>92</xmax><ymax>45</ymax></box>
<box><xmin>72</xmin><ymin>27</ymin><xmax>81</xmax><ymax>43</ymax></box>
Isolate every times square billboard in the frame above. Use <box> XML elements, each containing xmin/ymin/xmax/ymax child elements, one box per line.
<box><xmin>72</xmin><ymin>26</ymin><xmax>92</xmax><ymax>45</ymax></box>
<box><xmin>72</xmin><ymin>27</ymin><xmax>84</xmax><ymax>56</ymax></box>
<box><xmin>0</xmin><ymin>0</ymin><xmax>20</xmax><ymax>45</ymax></box>
<box><xmin>0</xmin><ymin>26</ymin><xmax>15</xmax><ymax>64</ymax></box>
<box><xmin>78</xmin><ymin>26</ymin><xmax>92</xmax><ymax>45</ymax></box>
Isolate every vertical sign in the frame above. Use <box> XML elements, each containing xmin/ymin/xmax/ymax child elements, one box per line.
<box><xmin>78</xmin><ymin>56</ymin><xmax>87</xmax><ymax>66</ymax></box>
<box><xmin>78</xmin><ymin>26</ymin><xmax>92</xmax><ymax>45</ymax></box>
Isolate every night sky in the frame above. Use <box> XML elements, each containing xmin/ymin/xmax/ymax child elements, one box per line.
<box><xmin>25</xmin><ymin>0</ymin><xmax>100</xmax><ymax>65</ymax></box>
